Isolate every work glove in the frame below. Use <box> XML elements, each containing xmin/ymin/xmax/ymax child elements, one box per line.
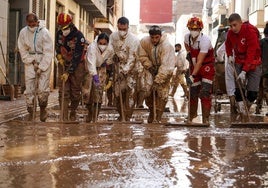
<box><xmin>104</xmin><ymin>80</ymin><xmax>113</xmax><ymax>91</ymax></box>
<box><xmin>32</xmin><ymin>60</ymin><xmax>39</xmax><ymax>72</ymax></box>
<box><xmin>56</xmin><ymin>54</ymin><xmax>65</xmax><ymax>66</ymax></box>
<box><xmin>93</xmin><ymin>74</ymin><xmax>100</xmax><ymax>86</ymax></box>
<box><xmin>237</xmin><ymin>71</ymin><xmax>246</xmax><ymax>83</ymax></box>
<box><xmin>186</xmin><ymin>75</ymin><xmax>194</xmax><ymax>85</ymax></box>
<box><xmin>227</xmin><ymin>56</ymin><xmax>235</xmax><ymax>65</ymax></box>
<box><xmin>36</xmin><ymin>68</ymin><xmax>41</xmax><ymax>76</ymax></box>
<box><xmin>61</xmin><ymin>73</ymin><xmax>69</xmax><ymax>82</ymax></box>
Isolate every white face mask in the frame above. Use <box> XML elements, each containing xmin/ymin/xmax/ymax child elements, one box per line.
<box><xmin>118</xmin><ymin>30</ymin><xmax>127</xmax><ymax>38</ymax></box>
<box><xmin>190</xmin><ymin>30</ymin><xmax>200</xmax><ymax>38</ymax></box>
<box><xmin>98</xmin><ymin>44</ymin><xmax>107</xmax><ymax>52</ymax></box>
<box><xmin>62</xmin><ymin>28</ymin><xmax>71</xmax><ymax>37</ymax></box>
<box><xmin>28</xmin><ymin>26</ymin><xmax>38</xmax><ymax>33</ymax></box>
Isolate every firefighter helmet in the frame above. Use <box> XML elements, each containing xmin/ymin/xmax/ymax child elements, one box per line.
<box><xmin>187</xmin><ymin>17</ymin><xmax>203</xmax><ymax>30</ymax></box>
<box><xmin>57</xmin><ymin>13</ymin><xmax>72</xmax><ymax>29</ymax></box>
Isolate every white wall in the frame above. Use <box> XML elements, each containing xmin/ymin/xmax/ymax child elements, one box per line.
<box><xmin>0</xmin><ymin>0</ymin><xmax>8</xmax><ymax>84</ymax></box>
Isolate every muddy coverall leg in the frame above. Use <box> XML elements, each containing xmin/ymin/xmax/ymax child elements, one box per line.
<box><xmin>37</xmin><ymin>65</ymin><xmax>51</xmax><ymax>122</ymax></box>
<box><xmin>69</xmin><ymin>62</ymin><xmax>86</xmax><ymax>121</ymax></box>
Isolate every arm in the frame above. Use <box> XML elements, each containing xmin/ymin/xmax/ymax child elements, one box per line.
<box><xmin>225</xmin><ymin>31</ymin><xmax>233</xmax><ymax>57</ymax></box>
<box><xmin>86</xmin><ymin>44</ymin><xmax>98</xmax><ymax>75</ymax></box>
<box><xmin>72</xmin><ymin>32</ymin><xmax>85</xmax><ymax>67</ymax></box>
<box><xmin>154</xmin><ymin>44</ymin><xmax>175</xmax><ymax>84</ymax></box>
<box><xmin>38</xmin><ymin>29</ymin><xmax>53</xmax><ymax>71</ymax></box>
<box><xmin>138</xmin><ymin>40</ymin><xmax>153</xmax><ymax>69</ymax></box>
<box><xmin>17</xmin><ymin>29</ymin><xmax>35</xmax><ymax>65</ymax></box>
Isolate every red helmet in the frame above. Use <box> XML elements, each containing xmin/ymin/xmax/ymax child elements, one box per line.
<box><xmin>57</xmin><ymin>13</ymin><xmax>72</xmax><ymax>29</ymax></box>
<box><xmin>187</xmin><ymin>17</ymin><xmax>203</xmax><ymax>29</ymax></box>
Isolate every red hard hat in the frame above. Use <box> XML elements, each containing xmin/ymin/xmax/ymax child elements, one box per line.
<box><xmin>57</xmin><ymin>13</ymin><xmax>72</xmax><ymax>29</ymax></box>
<box><xmin>187</xmin><ymin>17</ymin><xmax>203</xmax><ymax>29</ymax></box>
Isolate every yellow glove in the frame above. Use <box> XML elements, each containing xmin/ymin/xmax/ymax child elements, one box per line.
<box><xmin>56</xmin><ymin>54</ymin><xmax>65</xmax><ymax>66</ymax></box>
<box><xmin>61</xmin><ymin>73</ymin><xmax>69</xmax><ymax>82</ymax></box>
<box><xmin>104</xmin><ymin>80</ymin><xmax>113</xmax><ymax>91</ymax></box>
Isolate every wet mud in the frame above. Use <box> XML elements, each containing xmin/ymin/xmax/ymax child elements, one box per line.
<box><xmin>0</xmin><ymin>95</ymin><xmax>268</xmax><ymax>187</ymax></box>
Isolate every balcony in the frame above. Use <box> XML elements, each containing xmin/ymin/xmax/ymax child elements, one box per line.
<box><xmin>249</xmin><ymin>9</ymin><xmax>265</xmax><ymax>28</ymax></box>
<box><xmin>94</xmin><ymin>10</ymin><xmax>115</xmax><ymax>33</ymax></box>
<box><xmin>75</xmin><ymin>0</ymin><xmax>107</xmax><ymax>18</ymax></box>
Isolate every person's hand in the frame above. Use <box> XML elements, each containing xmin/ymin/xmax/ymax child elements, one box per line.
<box><xmin>186</xmin><ymin>75</ymin><xmax>194</xmax><ymax>85</ymax></box>
<box><xmin>104</xmin><ymin>80</ymin><xmax>112</xmax><ymax>91</ymax></box>
<box><xmin>228</xmin><ymin>56</ymin><xmax>234</xmax><ymax>65</ymax></box>
<box><xmin>61</xmin><ymin>73</ymin><xmax>69</xmax><ymax>82</ymax></box>
<box><xmin>32</xmin><ymin>60</ymin><xmax>39</xmax><ymax>72</ymax></box>
<box><xmin>93</xmin><ymin>74</ymin><xmax>100</xmax><ymax>86</ymax></box>
<box><xmin>237</xmin><ymin>71</ymin><xmax>246</xmax><ymax>83</ymax></box>
<box><xmin>36</xmin><ymin>68</ymin><xmax>41</xmax><ymax>76</ymax></box>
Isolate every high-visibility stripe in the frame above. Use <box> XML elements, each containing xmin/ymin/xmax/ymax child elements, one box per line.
<box><xmin>202</xmin><ymin>78</ymin><xmax>213</xmax><ymax>84</ymax></box>
<box><xmin>192</xmin><ymin>81</ymin><xmax>201</xmax><ymax>86</ymax></box>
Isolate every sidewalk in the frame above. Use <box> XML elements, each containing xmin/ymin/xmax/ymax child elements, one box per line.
<box><xmin>0</xmin><ymin>89</ymin><xmax>59</xmax><ymax>124</ymax></box>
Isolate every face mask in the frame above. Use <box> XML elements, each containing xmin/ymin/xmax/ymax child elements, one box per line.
<box><xmin>190</xmin><ymin>30</ymin><xmax>200</xmax><ymax>38</ymax></box>
<box><xmin>118</xmin><ymin>30</ymin><xmax>127</xmax><ymax>38</ymax></box>
<box><xmin>62</xmin><ymin>28</ymin><xmax>71</xmax><ymax>37</ymax></box>
<box><xmin>98</xmin><ymin>44</ymin><xmax>107</xmax><ymax>52</ymax></box>
<box><xmin>28</xmin><ymin>26</ymin><xmax>38</xmax><ymax>33</ymax></box>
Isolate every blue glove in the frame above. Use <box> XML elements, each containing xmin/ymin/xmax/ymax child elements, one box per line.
<box><xmin>186</xmin><ymin>75</ymin><xmax>194</xmax><ymax>85</ymax></box>
<box><xmin>93</xmin><ymin>74</ymin><xmax>100</xmax><ymax>86</ymax></box>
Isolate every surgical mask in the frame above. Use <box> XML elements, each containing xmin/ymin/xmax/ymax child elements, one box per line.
<box><xmin>28</xmin><ymin>26</ymin><xmax>38</xmax><ymax>33</ymax></box>
<box><xmin>118</xmin><ymin>30</ymin><xmax>127</xmax><ymax>38</ymax></box>
<box><xmin>98</xmin><ymin>44</ymin><xmax>107</xmax><ymax>52</ymax></box>
<box><xmin>62</xmin><ymin>28</ymin><xmax>71</xmax><ymax>37</ymax></box>
<box><xmin>190</xmin><ymin>30</ymin><xmax>200</xmax><ymax>38</ymax></box>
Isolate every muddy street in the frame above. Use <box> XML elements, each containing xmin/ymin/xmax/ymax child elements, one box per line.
<box><xmin>0</xmin><ymin>94</ymin><xmax>268</xmax><ymax>187</ymax></box>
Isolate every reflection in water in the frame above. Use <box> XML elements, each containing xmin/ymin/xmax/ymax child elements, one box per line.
<box><xmin>0</xmin><ymin>121</ymin><xmax>268</xmax><ymax>187</ymax></box>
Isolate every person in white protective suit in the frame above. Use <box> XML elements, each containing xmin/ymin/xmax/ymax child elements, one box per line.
<box><xmin>169</xmin><ymin>43</ymin><xmax>189</xmax><ymax>98</ymax></box>
<box><xmin>18</xmin><ymin>13</ymin><xmax>53</xmax><ymax>122</ymax></box>
<box><xmin>139</xmin><ymin>25</ymin><xmax>175</xmax><ymax>123</ymax></box>
<box><xmin>107</xmin><ymin>17</ymin><xmax>140</xmax><ymax>121</ymax></box>
<box><xmin>84</xmin><ymin>33</ymin><xmax>110</xmax><ymax>122</ymax></box>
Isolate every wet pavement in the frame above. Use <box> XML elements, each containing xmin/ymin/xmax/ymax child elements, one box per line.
<box><xmin>0</xmin><ymin>89</ymin><xmax>268</xmax><ymax>187</ymax></box>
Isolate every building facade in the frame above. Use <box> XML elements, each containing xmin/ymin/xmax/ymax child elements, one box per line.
<box><xmin>0</xmin><ymin>0</ymin><xmax>123</xmax><ymax>91</ymax></box>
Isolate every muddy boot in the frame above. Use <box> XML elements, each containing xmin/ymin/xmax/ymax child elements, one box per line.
<box><xmin>86</xmin><ymin>104</ymin><xmax>93</xmax><ymax>122</ymax></box>
<box><xmin>229</xmin><ymin>95</ymin><xmax>238</xmax><ymax>114</ymax></box>
<box><xmin>147</xmin><ymin>110</ymin><xmax>154</xmax><ymax>123</ymax></box>
<box><xmin>70</xmin><ymin>110</ymin><xmax>76</xmax><ymax>121</ymax></box>
<box><xmin>237</xmin><ymin>101</ymin><xmax>246</xmax><ymax>114</ymax></box>
<box><xmin>136</xmin><ymin>91</ymin><xmax>145</xmax><ymax>108</ymax></box>
<box><xmin>156</xmin><ymin>110</ymin><xmax>163</xmax><ymax>123</ymax></box>
<box><xmin>92</xmin><ymin>103</ymin><xmax>101</xmax><ymax>122</ymax></box>
<box><xmin>189</xmin><ymin>101</ymin><xmax>198</xmax><ymax>122</ymax></box>
<box><xmin>27</xmin><ymin>107</ymin><xmax>33</xmax><ymax>121</ymax></box>
<box><xmin>201</xmin><ymin>106</ymin><xmax>210</xmax><ymax>124</ymax></box>
<box><xmin>40</xmin><ymin>107</ymin><xmax>48</xmax><ymax>122</ymax></box>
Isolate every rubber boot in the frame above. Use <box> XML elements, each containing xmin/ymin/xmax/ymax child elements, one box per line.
<box><xmin>147</xmin><ymin>109</ymin><xmax>154</xmax><ymax>123</ymax></box>
<box><xmin>27</xmin><ymin>107</ymin><xmax>33</xmax><ymax>121</ymax></box>
<box><xmin>70</xmin><ymin>110</ymin><xmax>76</xmax><ymax>121</ymax></box>
<box><xmin>40</xmin><ymin>106</ymin><xmax>48</xmax><ymax>122</ymax></box>
<box><xmin>136</xmin><ymin>91</ymin><xmax>145</xmax><ymax>108</ymax></box>
<box><xmin>201</xmin><ymin>105</ymin><xmax>210</xmax><ymax>124</ymax></box>
<box><xmin>229</xmin><ymin>95</ymin><xmax>238</xmax><ymax>114</ymax></box>
<box><xmin>189</xmin><ymin>100</ymin><xmax>198</xmax><ymax>122</ymax></box>
<box><xmin>92</xmin><ymin>103</ymin><xmax>101</xmax><ymax>122</ymax></box>
<box><xmin>86</xmin><ymin>104</ymin><xmax>93</xmax><ymax>122</ymax></box>
<box><xmin>237</xmin><ymin>101</ymin><xmax>246</xmax><ymax>114</ymax></box>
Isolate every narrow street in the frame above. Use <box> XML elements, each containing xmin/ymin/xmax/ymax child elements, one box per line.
<box><xmin>0</xmin><ymin>89</ymin><xmax>268</xmax><ymax>187</ymax></box>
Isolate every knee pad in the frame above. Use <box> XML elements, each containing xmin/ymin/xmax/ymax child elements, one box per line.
<box><xmin>247</xmin><ymin>91</ymin><xmax>258</xmax><ymax>102</ymax></box>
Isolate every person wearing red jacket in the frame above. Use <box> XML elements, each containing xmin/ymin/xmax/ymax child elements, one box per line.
<box><xmin>225</xmin><ymin>13</ymin><xmax>261</xmax><ymax>115</ymax></box>
<box><xmin>184</xmin><ymin>17</ymin><xmax>215</xmax><ymax>124</ymax></box>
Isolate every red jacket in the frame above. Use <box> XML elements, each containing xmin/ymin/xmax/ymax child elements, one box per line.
<box><xmin>225</xmin><ymin>22</ymin><xmax>261</xmax><ymax>72</ymax></box>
